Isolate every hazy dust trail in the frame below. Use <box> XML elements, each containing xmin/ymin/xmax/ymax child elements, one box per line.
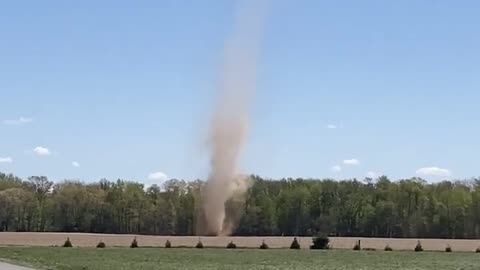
<box><xmin>202</xmin><ymin>0</ymin><xmax>267</xmax><ymax>236</ymax></box>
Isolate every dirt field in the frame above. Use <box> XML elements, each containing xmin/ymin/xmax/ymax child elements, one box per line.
<box><xmin>0</xmin><ymin>232</ymin><xmax>479</xmax><ymax>252</ymax></box>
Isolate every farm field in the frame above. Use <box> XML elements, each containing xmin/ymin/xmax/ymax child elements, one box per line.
<box><xmin>1</xmin><ymin>232</ymin><xmax>480</xmax><ymax>252</ymax></box>
<box><xmin>1</xmin><ymin>247</ymin><xmax>480</xmax><ymax>270</ymax></box>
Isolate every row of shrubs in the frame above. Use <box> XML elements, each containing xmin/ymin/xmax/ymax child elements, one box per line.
<box><xmin>352</xmin><ymin>240</ymin><xmax>479</xmax><ymax>253</ymax></box>
<box><xmin>61</xmin><ymin>236</ymin><xmax>328</xmax><ymax>250</ymax></box>
<box><xmin>61</xmin><ymin>237</ymin><xmax>480</xmax><ymax>252</ymax></box>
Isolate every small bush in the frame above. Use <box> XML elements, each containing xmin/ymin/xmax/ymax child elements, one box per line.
<box><xmin>414</xmin><ymin>241</ymin><xmax>423</xmax><ymax>252</ymax></box>
<box><xmin>476</xmin><ymin>247</ymin><xmax>480</xmax><ymax>253</ymax></box>
<box><xmin>445</xmin><ymin>245</ymin><xmax>452</xmax><ymax>252</ymax></box>
<box><xmin>63</xmin><ymin>237</ymin><xmax>73</xmax><ymax>248</ymax></box>
<box><xmin>290</xmin><ymin>237</ymin><xmax>301</xmax><ymax>249</ymax></box>
<box><xmin>196</xmin><ymin>239</ymin><xmax>204</xmax><ymax>249</ymax></box>
<box><xmin>384</xmin><ymin>244</ymin><xmax>393</xmax><ymax>251</ymax></box>
<box><xmin>353</xmin><ymin>240</ymin><xmax>361</xmax><ymax>251</ymax></box>
<box><xmin>260</xmin><ymin>240</ymin><xmax>269</xmax><ymax>249</ymax></box>
<box><xmin>130</xmin><ymin>237</ymin><xmax>138</xmax><ymax>248</ymax></box>
<box><xmin>226</xmin><ymin>241</ymin><xmax>237</xmax><ymax>249</ymax></box>
<box><xmin>165</xmin><ymin>240</ymin><xmax>172</xmax><ymax>248</ymax></box>
<box><xmin>96</xmin><ymin>241</ymin><xmax>106</xmax><ymax>248</ymax></box>
<box><xmin>310</xmin><ymin>236</ymin><xmax>330</xmax><ymax>250</ymax></box>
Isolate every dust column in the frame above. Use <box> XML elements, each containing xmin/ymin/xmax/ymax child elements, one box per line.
<box><xmin>202</xmin><ymin>0</ymin><xmax>267</xmax><ymax>236</ymax></box>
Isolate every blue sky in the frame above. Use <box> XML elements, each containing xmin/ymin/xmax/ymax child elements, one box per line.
<box><xmin>1</xmin><ymin>1</ymin><xmax>479</xmax><ymax>183</ymax></box>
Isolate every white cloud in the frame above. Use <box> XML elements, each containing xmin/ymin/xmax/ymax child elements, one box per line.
<box><xmin>343</xmin><ymin>159</ymin><xmax>360</xmax><ymax>166</ymax></box>
<box><xmin>327</xmin><ymin>124</ymin><xmax>337</xmax><ymax>129</ymax></box>
<box><xmin>72</xmin><ymin>161</ymin><xmax>80</xmax><ymax>167</ymax></box>
<box><xmin>148</xmin><ymin>171</ymin><xmax>168</xmax><ymax>182</ymax></box>
<box><xmin>366</xmin><ymin>171</ymin><xmax>377</xmax><ymax>178</ymax></box>
<box><xmin>416</xmin><ymin>167</ymin><xmax>451</xmax><ymax>177</ymax></box>
<box><xmin>4</xmin><ymin>117</ymin><xmax>33</xmax><ymax>125</ymax></box>
<box><xmin>331</xmin><ymin>165</ymin><xmax>342</xmax><ymax>172</ymax></box>
<box><xmin>0</xmin><ymin>157</ymin><xmax>13</xmax><ymax>163</ymax></box>
<box><xmin>33</xmin><ymin>146</ymin><xmax>51</xmax><ymax>156</ymax></box>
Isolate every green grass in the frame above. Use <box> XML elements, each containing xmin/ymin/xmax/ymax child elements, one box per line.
<box><xmin>0</xmin><ymin>247</ymin><xmax>479</xmax><ymax>270</ymax></box>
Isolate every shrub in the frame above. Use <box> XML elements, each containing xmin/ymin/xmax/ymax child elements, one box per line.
<box><xmin>196</xmin><ymin>239</ymin><xmax>204</xmax><ymax>249</ymax></box>
<box><xmin>414</xmin><ymin>241</ymin><xmax>423</xmax><ymax>252</ymax></box>
<box><xmin>96</xmin><ymin>241</ymin><xmax>106</xmax><ymax>248</ymax></box>
<box><xmin>290</xmin><ymin>237</ymin><xmax>301</xmax><ymax>249</ymax></box>
<box><xmin>445</xmin><ymin>245</ymin><xmax>452</xmax><ymax>252</ymax></box>
<box><xmin>260</xmin><ymin>240</ymin><xmax>269</xmax><ymax>249</ymax></box>
<box><xmin>384</xmin><ymin>244</ymin><xmax>393</xmax><ymax>251</ymax></box>
<box><xmin>476</xmin><ymin>247</ymin><xmax>480</xmax><ymax>253</ymax></box>
<box><xmin>165</xmin><ymin>240</ymin><xmax>172</xmax><ymax>248</ymax></box>
<box><xmin>226</xmin><ymin>241</ymin><xmax>237</xmax><ymax>249</ymax></box>
<box><xmin>130</xmin><ymin>237</ymin><xmax>138</xmax><ymax>248</ymax></box>
<box><xmin>353</xmin><ymin>240</ymin><xmax>361</xmax><ymax>251</ymax></box>
<box><xmin>63</xmin><ymin>237</ymin><xmax>73</xmax><ymax>248</ymax></box>
<box><xmin>310</xmin><ymin>236</ymin><xmax>330</xmax><ymax>250</ymax></box>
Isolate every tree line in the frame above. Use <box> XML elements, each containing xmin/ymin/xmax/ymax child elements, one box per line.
<box><xmin>1</xmin><ymin>172</ymin><xmax>480</xmax><ymax>239</ymax></box>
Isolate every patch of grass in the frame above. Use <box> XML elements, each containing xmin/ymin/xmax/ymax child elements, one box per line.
<box><xmin>1</xmin><ymin>247</ymin><xmax>480</xmax><ymax>270</ymax></box>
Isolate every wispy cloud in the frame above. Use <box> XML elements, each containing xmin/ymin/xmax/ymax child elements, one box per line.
<box><xmin>416</xmin><ymin>167</ymin><xmax>451</xmax><ymax>177</ymax></box>
<box><xmin>331</xmin><ymin>165</ymin><xmax>342</xmax><ymax>172</ymax></box>
<box><xmin>0</xmin><ymin>157</ymin><xmax>13</xmax><ymax>163</ymax></box>
<box><xmin>366</xmin><ymin>171</ymin><xmax>377</xmax><ymax>178</ymax></box>
<box><xmin>72</xmin><ymin>161</ymin><xmax>80</xmax><ymax>167</ymax></box>
<box><xmin>33</xmin><ymin>146</ymin><xmax>51</xmax><ymax>156</ymax></box>
<box><xmin>326</xmin><ymin>124</ymin><xmax>337</xmax><ymax>129</ymax></box>
<box><xmin>343</xmin><ymin>159</ymin><xmax>360</xmax><ymax>166</ymax></box>
<box><xmin>148</xmin><ymin>171</ymin><xmax>168</xmax><ymax>182</ymax></box>
<box><xmin>3</xmin><ymin>117</ymin><xmax>33</xmax><ymax>125</ymax></box>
